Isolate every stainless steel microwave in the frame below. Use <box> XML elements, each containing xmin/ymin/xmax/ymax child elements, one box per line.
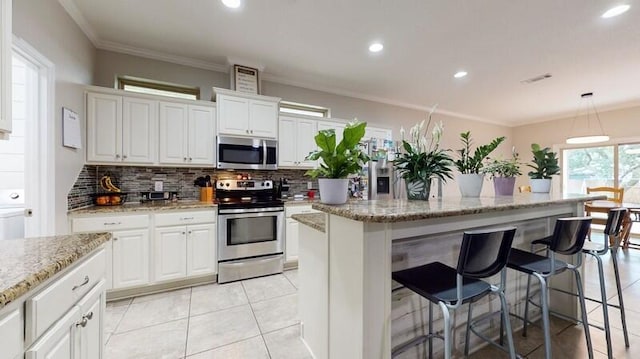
<box><xmin>217</xmin><ymin>136</ymin><xmax>278</xmax><ymax>170</ymax></box>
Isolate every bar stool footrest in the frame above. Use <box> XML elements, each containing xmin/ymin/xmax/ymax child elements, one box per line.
<box><xmin>391</xmin><ymin>333</ymin><xmax>444</xmax><ymax>357</ymax></box>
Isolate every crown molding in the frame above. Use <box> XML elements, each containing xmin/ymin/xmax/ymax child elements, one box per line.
<box><xmin>97</xmin><ymin>40</ymin><xmax>230</xmax><ymax>73</ymax></box>
<box><xmin>58</xmin><ymin>0</ymin><xmax>100</xmax><ymax>46</ymax></box>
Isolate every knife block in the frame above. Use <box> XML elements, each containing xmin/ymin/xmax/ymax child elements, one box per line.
<box><xmin>200</xmin><ymin>187</ymin><xmax>213</xmax><ymax>202</ymax></box>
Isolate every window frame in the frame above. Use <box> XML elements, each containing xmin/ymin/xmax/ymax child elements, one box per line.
<box><xmin>279</xmin><ymin>101</ymin><xmax>330</xmax><ymax>118</ymax></box>
<box><xmin>117</xmin><ymin>76</ymin><xmax>200</xmax><ymax>100</ymax></box>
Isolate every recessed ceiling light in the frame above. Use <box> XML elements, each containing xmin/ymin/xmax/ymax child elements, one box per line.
<box><xmin>369</xmin><ymin>43</ymin><xmax>384</xmax><ymax>53</ymax></box>
<box><xmin>602</xmin><ymin>4</ymin><xmax>630</xmax><ymax>18</ymax></box>
<box><xmin>222</xmin><ymin>0</ymin><xmax>241</xmax><ymax>9</ymax></box>
<box><xmin>454</xmin><ymin>71</ymin><xmax>468</xmax><ymax>78</ymax></box>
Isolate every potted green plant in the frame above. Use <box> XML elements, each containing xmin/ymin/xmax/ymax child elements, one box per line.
<box><xmin>527</xmin><ymin>143</ymin><xmax>560</xmax><ymax>193</ymax></box>
<box><xmin>454</xmin><ymin>131</ymin><xmax>506</xmax><ymax>197</ymax></box>
<box><xmin>480</xmin><ymin>149</ymin><xmax>522</xmax><ymax>196</ymax></box>
<box><xmin>394</xmin><ymin>117</ymin><xmax>454</xmax><ymax>200</ymax></box>
<box><xmin>305</xmin><ymin>121</ymin><xmax>369</xmax><ymax>204</ymax></box>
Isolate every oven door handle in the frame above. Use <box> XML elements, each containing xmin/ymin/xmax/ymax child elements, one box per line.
<box><xmin>218</xmin><ymin>206</ymin><xmax>284</xmax><ymax>215</ymax></box>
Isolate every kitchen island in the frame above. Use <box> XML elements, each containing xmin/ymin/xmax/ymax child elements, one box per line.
<box><xmin>295</xmin><ymin>193</ymin><xmax>603</xmax><ymax>359</ymax></box>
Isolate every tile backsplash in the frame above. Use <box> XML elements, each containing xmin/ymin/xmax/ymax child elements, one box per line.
<box><xmin>67</xmin><ymin>165</ymin><xmax>315</xmax><ymax>210</ymax></box>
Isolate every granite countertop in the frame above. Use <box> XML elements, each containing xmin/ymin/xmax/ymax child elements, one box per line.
<box><xmin>311</xmin><ymin>193</ymin><xmax>607</xmax><ymax>223</ymax></box>
<box><xmin>283</xmin><ymin>198</ymin><xmax>321</xmax><ymax>206</ymax></box>
<box><xmin>291</xmin><ymin>213</ymin><xmax>326</xmax><ymax>233</ymax></box>
<box><xmin>0</xmin><ymin>232</ymin><xmax>111</xmax><ymax>309</ymax></box>
<box><xmin>69</xmin><ymin>200</ymin><xmax>217</xmax><ymax>215</ymax></box>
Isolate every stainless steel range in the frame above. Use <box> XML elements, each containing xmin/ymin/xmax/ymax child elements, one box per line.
<box><xmin>216</xmin><ymin>179</ymin><xmax>284</xmax><ymax>283</ymax></box>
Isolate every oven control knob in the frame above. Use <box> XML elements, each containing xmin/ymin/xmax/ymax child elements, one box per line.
<box><xmin>218</xmin><ymin>182</ymin><xmax>223</xmax><ymax>188</ymax></box>
<box><xmin>225</xmin><ymin>183</ymin><xmax>230</xmax><ymax>187</ymax></box>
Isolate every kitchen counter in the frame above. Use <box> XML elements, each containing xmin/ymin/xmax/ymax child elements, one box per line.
<box><xmin>311</xmin><ymin>193</ymin><xmax>605</xmax><ymax>223</ymax></box>
<box><xmin>283</xmin><ymin>198</ymin><xmax>321</xmax><ymax>206</ymax></box>
<box><xmin>68</xmin><ymin>200</ymin><xmax>217</xmax><ymax>215</ymax></box>
<box><xmin>292</xmin><ymin>213</ymin><xmax>326</xmax><ymax>233</ymax></box>
<box><xmin>0</xmin><ymin>232</ymin><xmax>111</xmax><ymax>309</ymax></box>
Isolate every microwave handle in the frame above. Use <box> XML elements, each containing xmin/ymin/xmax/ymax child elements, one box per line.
<box><xmin>263</xmin><ymin>140</ymin><xmax>267</xmax><ymax>166</ymax></box>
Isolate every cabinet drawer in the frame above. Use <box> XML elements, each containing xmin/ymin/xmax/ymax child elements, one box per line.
<box><xmin>25</xmin><ymin>249</ymin><xmax>106</xmax><ymax>344</ymax></box>
<box><xmin>155</xmin><ymin>210</ymin><xmax>216</xmax><ymax>226</ymax></box>
<box><xmin>71</xmin><ymin>214</ymin><xmax>150</xmax><ymax>233</ymax></box>
<box><xmin>285</xmin><ymin>205</ymin><xmax>319</xmax><ymax>217</ymax></box>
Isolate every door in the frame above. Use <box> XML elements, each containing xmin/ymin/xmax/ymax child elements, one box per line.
<box><xmin>154</xmin><ymin>226</ymin><xmax>187</xmax><ymax>282</ymax></box>
<box><xmin>285</xmin><ymin>218</ymin><xmax>299</xmax><ymax>262</ymax></box>
<box><xmin>159</xmin><ymin>102</ymin><xmax>188</xmax><ymax>164</ymax></box>
<box><xmin>218</xmin><ymin>95</ymin><xmax>249</xmax><ymax>136</ymax></box>
<box><xmin>249</xmin><ymin>99</ymin><xmax>278</xmax><ymax>138</ymax></box>
<box><xmin>86</xmin><ymin>93</ymin><xmax>122</xmax><ymax>163</ymax></box>
<box><xmin>278</xmin><ymin>116</ymin><xmax>297</xmax><ymax>167</ymax></box>
<box><xmin>187</xmin><ymin>223</ymin><xmax>216</xmax><ymax>276</ymax></box>
<box><xmin>297</xmin><ymin>118</ymin><xmax>318</xmax><ymax>168</ymax></box>
<box><xmin>187</xmin><ymin>105</ymin><xmax>215</xmax><ymax>165</ymax></box>
<box><xmin>218</xmin><ymin>210</ymin><xmax>283</xmax><ymax>261</ymax></box>
<box><xmin>76</xmin><ymin>280</ymin><xmax>105</xmax><ymax>359</ymax></box>
<box><xmin>112</xmin><ymin>229</ymin><xmax>150</xmax><ymax>289</ymax></box>
<box><xmin>122</xmin><ymin>97</ymin><xmax>157</xmax><ymax>164</ymax></box>
<box><xmin>25</xmin><ymin>306</ymin><xmax>80</xmax><ymax>359</ymax></box>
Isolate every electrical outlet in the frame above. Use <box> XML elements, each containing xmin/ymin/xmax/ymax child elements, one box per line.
<box><xmin>307</xmin><ymin>181</ymin><xmax>313</xmax><ymax>189</ymax></box>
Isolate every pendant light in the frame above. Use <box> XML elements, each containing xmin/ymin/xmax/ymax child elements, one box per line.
<box><xmin>566</xmin><ymin>92</ymin><xmax>610</xmax><ymax>144</ymax></box>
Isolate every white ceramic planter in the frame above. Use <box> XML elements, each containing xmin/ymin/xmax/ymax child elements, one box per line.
<box><xmin>457</xmin><ymin>173</ymin><xmax>485</xmax><ymax>197</ymax></box>
<box><xmin>318</xmin><ymin>178</ymin><xmax>349</xmax><ymax>204</ymax></box>
<box><xmin>530</xmin><ymin>178</ymin><xmax>552</xmax><ymax>193</ymax></box>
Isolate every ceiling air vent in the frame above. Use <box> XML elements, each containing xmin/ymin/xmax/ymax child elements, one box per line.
<box><xmin>520</xmin><ymin>73</ymin><xmax>552</xmax><ymax>84</ymax></box>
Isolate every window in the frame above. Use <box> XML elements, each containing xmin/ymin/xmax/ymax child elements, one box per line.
<box><xmin>279</xmin><ymin>101</ymin><xmax>329</xmax><ymax>118</ymax></box>
<box><xmin>562</xmin><ymin>142</ymin><xmax>640</xmax><ymax>203</ymax></box>
<box><xmin>118</xmin><ymin>77</ymin><xmax>199</xmax><ymax>100</ymax></box>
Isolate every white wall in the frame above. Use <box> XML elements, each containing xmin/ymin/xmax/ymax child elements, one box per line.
<box><xmin>13</xmin><ymin>0</ymin><xmax>96</xmax><ymax>233</ymax></box>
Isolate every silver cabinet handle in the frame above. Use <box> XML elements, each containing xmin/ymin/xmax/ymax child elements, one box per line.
<box><xmin>75</xmin><ymin>311</ymin><xmax>94</xmax><ymax>328</ymax></box>
<box><xmin>182</xmin><ymin>231</ymin><xmax>186</xmax><ymax>235</ymax></box>
<box><xmin>180</xmin><ymin>217</ymin><xmax>194</xmax><ymax>221</ymax></box>
<box><xmin>245</xmin><ymin>129</ymin><xmax>249</xmax><ymax>134</ymax></box>
<box><xmin>113</xmin><ymin>237</ymin><xmax>118</xmax><ymax>241</ymax></box>
<box><xmin>123</xmin><ymin>155</ymin><xmax>128</xmax><ymax>159</ymax></box>
<box><xmin>115</xmin><ymin>154</ymin><xmax>120</xmax><ymax>159</ymax></box>
<box><xmin>72</xmin><ymin>276</ymin><xmax>89</xmax><ymax>291</ymax></box>
<box><xmin>9</xmin><ymin>192</ymin><xmax>19</xmax><ymax>199</ymax></box>
<box><xmin>188</xmin><ymin>230</ymin><xmax>192</xmax><ymax>234</ymax></box>
<box><xmin>103</xmin><ymin>222</ymin><xmax>121</xmax><ymax>226</ymax></box>
<box><xmin>183</xmin><ymin>157</ymin><xmax>187</xmax><ymax>161</ymax></box>
<box><xmin>189</xmin><ymin>157</ymin><xmax>192</xmax><ymax>161</ymax></box>
<box><xmin>85</xmin><ymin>311</ymin><xmax>94</xmax><ymax>320</ymax></box>
<box><xmin>250</xmin><ymin>130</ymin><xmax>254</xmax><ymax>134</ymax></box>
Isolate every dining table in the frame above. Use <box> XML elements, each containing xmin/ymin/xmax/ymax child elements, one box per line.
<box><xmin>584</xmin><ymin>200</ymin><xmax>640</xmax><ymax>248</ymax></box>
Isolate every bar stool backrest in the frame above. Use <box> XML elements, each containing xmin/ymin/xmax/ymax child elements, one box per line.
<box><xmin>457</xmin><ymin>227</ymin><xmax>517</xmax><ymax>279</ymax></box>
<box><xmin>549</xmin><ymin>217</ymin><xmax>592</xmax><ymax>255</ymax></box>
<box><xmin>604</xmin><ymin>207</ymin><xmax>627</xmax><ymax>237</ymax></box>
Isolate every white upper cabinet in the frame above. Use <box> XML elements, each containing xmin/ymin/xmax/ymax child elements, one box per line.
<box><xmin>214</xmin><ymin>87</ymin><xmax>280</xmax><ymax>139</ymax></box>
<box><xmin>278</xmin><ymin>116</ymin><xmax>317</xmax><ymax>168</ymax></box>
<box><xmin>0</xmin><ymin>0</ymin><xmax>11</xmax><ymax>140</ymax></box>
<box><xmin>364</xmin><ymin>127</ymin><xmax>392</xmax><ymax>142</ymax></box>
<box><xmin>159</xmin><ymin>102</ymin><xmax>215</xmax><ymax>166</ymax></box>
<box><xmin>317</xmin><ymin>121</ymin><xmax>346</xmax><ymax>145</ymax></box>
<box><xmin>86</xmin><ymin>92</ymin><xmax>157</xmax><ymax>164</ymax></box>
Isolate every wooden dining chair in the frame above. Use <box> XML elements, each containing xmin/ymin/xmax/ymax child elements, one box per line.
<box><xmin>518</xmin><ymin>185</ymin><xmax>531</xmax><ymax>193</ymax></box>
<box><xmin>585</xmin><ymin>187</ymin><xmax>625</xmax><ymax>238</ymax></box>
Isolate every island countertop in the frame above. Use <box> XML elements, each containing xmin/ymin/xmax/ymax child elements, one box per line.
<box><xmin>0</xmin><ymin>232</ymin><xmax>111</xmax><ymax>309</ymax></box>
<box><xmin>311</xmin><ymin>193</ymin><xmax>606</xmax><ymax>223</ymax></box>
<box><xmin>292</xmin><ymin>213</ymin><xmax>326</xmax><ymax>233</ymax></box>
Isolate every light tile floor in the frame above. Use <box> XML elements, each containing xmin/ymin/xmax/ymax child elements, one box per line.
<box><xmin>104</xmin><ymin>269</ymin><xmax>310</xmax><ymax>359</ymax></box>
<box><xmin>105</xmin><ymin>239</ymin><xmax>640</xmax><ymax>358</ymax></box>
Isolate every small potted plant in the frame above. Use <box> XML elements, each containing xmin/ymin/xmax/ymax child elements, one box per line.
<box><xmin>480</xmin><ymin>148</ymin><xmax>522</xmax><ymax>196</ymax></box>
<box><xmin>394</xmin><ymin>115</ymin><xmax>454</xmax><ymax>200</ymax></box>
<box><xmin>305</xmin><ymin>121</ymin><xmax>369</xmax><ymax>204</ymax></box>
<box><xmin>527</xmin><ymin>143</ymin><xmax>560</xmax><ymax>193</ymax></box>
<box><xmin>454</xmin><ymin>131</ymin><xmax>506</xmax><ymax>197</ymax></box>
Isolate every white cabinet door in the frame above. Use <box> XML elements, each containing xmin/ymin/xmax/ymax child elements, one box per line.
<box><xmin>159</xmin><ymin>102</ymin><xmax>189</xmax><ymax>165</ymax></box>
<box><xmin>76</xmin><ymin>280</ymin><xmax>105</xmax><ymax>359</ymax></box>
<box><xmin>87</xmin><ymin>93</ymin><xmax>122</xmax><ymax>162</ymax></box>
<box><xmin>186</xmin><ymin>223</ymin><xmax>216</xmax><ymax>276</ymax></box>
<box><xmin>25</xmin><ymin>306</ymin><xmax>80</xmax><ymax>359</ymax></box>
<box><xmin>317</xmin><ymin>121</ymin><xmax>345</xmax><ymax>146</ymax></box>
<box><xmin>154</xmin><ymin>227</ymin><xmax>187</xmax><ymax>282</ymax></box>
<box><xmin>112</xmin><ymin>229</ymin><xmax>150</xmax><ymax>289</ymax></box>
<box><xmin>285</xmin><ymin>218</ymin><xmax>299</xmax><ymax>263</ymax></box>
<box><xmin>0</xmin><ymin>309</ymin><xmax>22</xmax><ymax>359</ymax></box>
<box><xmin>0</xmin><ymin>0</ymin><xmax>11</xmax><ymax>138</ymax></box>
<box><xmin>278</xmin><ymin>117</ymin><xmax>297</xmax><ymax>167</ymax></box>
<box><xmin>122</xmin><ymin>97</ymin><xmax>157</xmax><ymax>164</ymax></box>
<box><xmin>187</xmin><ymin>105</ymin><xmax>215</xmax><ymax>165</ymax></box>
<box><xmin>297</xmin><ymin>118</ymin><xmax>318</xmax><ymax>168</ymax></box>
<box><xmin>249</xmin><ymin>99</ymin><xmax>278</xmax><ymax>138</ymax></box>
<box><xmin>218</xmin><ymin>95</ymin><xmax>250</xmax><ymax>136</ymax></box>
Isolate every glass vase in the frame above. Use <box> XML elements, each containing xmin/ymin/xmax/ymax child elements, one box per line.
<box><xmin>405</xmin><ymin>179</ymin><xmax>431</xmax><ymax>200</ymax></box>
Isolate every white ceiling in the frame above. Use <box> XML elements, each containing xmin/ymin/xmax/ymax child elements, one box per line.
<box><xmin>63</xmin><ymin>0</ymin><xmax>640</xmax><ymax>126</ymax></box>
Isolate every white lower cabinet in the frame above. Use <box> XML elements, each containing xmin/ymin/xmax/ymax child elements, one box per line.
<box><xmin>0</xmin><ymin>309</ymin><xmax>22</xmax><ymax>359</ymax></box>
<box><xmin>154</xmin><ymin>223</ymin><xmax>216</xmax><ymax>281</ymax></box>
<box><xmin>25</xmin><ymin>306</ymin><xmax>80</xmax><ymax>359</ymax></box>
<box><xmin>112</xmin><ymin>229</ymin><xmax>150</xmax><ymax>289</ymax></box>
<box><xmin>75</xmin><ymin>281</ymin><xmax>105</xmax><ymax>359</ymax></box>
<box><xmin>285</xmin><ymin>219</ymin><xmax>299</xmax><ymax>262</ymax></box>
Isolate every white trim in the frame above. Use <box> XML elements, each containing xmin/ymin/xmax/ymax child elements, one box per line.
<box><xmin>12</xmin><ymin>36</ymin><xmax>56</xmax><ymax>236</ymax></box>
<box><xmin>98</xmin><ymin>40</ymin><xmax>229</xmax><ymax>73</ymax></box>
<box><xmin>57</xmin><ymin>0</ymin><xmax>100</xmax><ymax>46</ymax></box>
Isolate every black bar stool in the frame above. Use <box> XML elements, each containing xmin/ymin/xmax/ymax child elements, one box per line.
<box><xmin>391</xmin><ymin>227</ymin><xmax>517</xmax><ymax>359</ymax></box>
<box><xmin>507</xmin><ymin>217</ymin><xmax>593</xmax><ymax>359</ymax></box>
<box><xmin>528</xmin><ymin>208</ymin><xmax>629</xmax><ymax>358</ymax></box>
